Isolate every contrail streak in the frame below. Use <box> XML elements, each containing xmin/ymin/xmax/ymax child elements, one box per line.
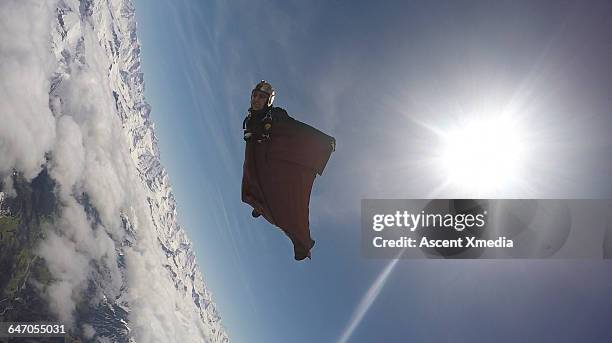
<box><xmin>336</xmin><ymin>249</ymin><xmax>405</xmax><ymax>343</ymax></box>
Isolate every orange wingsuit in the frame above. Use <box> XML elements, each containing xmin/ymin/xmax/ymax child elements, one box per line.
<box><xmin>242</xmin><ymin>107</ymin><xmax>335</xmax><ymax>260</ymax></box>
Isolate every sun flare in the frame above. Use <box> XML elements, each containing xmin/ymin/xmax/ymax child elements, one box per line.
<box><xmin>437</xmin><ymin>117</ymin><xmax>527</xmax><ymax>194</ymax></box>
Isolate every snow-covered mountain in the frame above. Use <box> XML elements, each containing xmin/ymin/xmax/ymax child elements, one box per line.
<box><xmin>0</xmin><ymin>0</ymin><xmax>228</xmax><ymax>341</ymax></box>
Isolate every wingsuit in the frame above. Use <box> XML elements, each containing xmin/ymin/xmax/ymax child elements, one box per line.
<box><xmin>241</xmin><ymin>82</ymin><xmax>335</xmax><ymax>260</ymax></box>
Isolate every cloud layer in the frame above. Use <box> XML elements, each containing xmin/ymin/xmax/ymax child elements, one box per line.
<box><xmin>1</xmin><ymin>0</ymin><xmax>226</xmax><ymax>341</ymax></box>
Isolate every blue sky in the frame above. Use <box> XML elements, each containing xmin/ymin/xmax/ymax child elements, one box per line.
<box><xmin>134</xmin><ymin>1</ymin><xmax>612</xmax><ymax>342</ymax></box>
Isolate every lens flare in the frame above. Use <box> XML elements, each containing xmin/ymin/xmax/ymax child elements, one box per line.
<box><xmin>437</xmin><ymin>117</ymin><xmax>527</xmax><ymax>194</ymax></box>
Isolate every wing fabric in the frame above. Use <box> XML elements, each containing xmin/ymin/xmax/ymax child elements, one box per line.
<box><xmin>242</xmin><ymin>117</ymin><xmax>334</xmax><ymax>260</ymax></box>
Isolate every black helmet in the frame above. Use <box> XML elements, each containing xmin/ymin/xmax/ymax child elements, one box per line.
<box><xmin>252</xmin><ymin>80</ymin><xmax>275</xmax><ymax>107</ymax></box>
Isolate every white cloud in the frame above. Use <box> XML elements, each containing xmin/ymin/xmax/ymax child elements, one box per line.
<box><xmin>82</xmin><ymin>323</ymin><xmax>96</xmax><ymax>339</ymax></box>
<box><xmin>37</xmin><ymin>230</ymin><xmax>90</xmax><ymax>326</ymax></box>
<box><xmin>0</xmin><ymin>0</ymin><xmax>57</xmax><ymax>180</ymax></box>
<box><xmin>50</xmin><ymin>115</ymin><xmax>86</xmax><ymax>198</ymax></box>
<box><xmin>2</xmin><ymin>1</ymin><xmax>225</xmax><ymax>341</ymax></box>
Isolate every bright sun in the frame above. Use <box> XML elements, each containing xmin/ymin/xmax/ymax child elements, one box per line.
<box><xmin>437</xmin><ymin>117</ymin><xmax>526</xmax><ymax>194</ymax></box>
